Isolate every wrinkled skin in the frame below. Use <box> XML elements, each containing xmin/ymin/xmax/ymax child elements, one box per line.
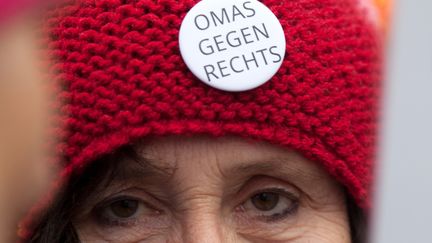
<box><xmin>74</xmin><ymin>136</ymin><xmax>350</xmax><ymax>243</ymax></box>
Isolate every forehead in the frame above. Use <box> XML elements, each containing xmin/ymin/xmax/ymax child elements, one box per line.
<box><xmin>89</xmin><ymin>136</ymin><xmax>345</xmax><ymax>209</ymax></box>
<box><xmin>126</xmin><ymin>136</ymin><xmax>333</xmax><ymax>186</ymax></box>
<box><xmin>136</xmin><ymin>136</ymin><xmax>301</xmax><ymax>168</ymax></box>
<box><xmin>140</xmin><ymin>136</ymin><xmax>295</xmax><ymax>159</ymax></box>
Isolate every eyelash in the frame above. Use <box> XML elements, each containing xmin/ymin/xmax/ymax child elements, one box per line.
<box><xmin>93</xmin><ymin>196</ymin><xmax>156</xmax><ymax>227</ymax></box>
<box><xmin>239</xmin><ymin>188</ymin><xmax>300</xmax><ymax>223</ymax></box>
<box><xmin>91</xmin><ymin>187</ymin><xmax>300</xmax><ymax>228</ymax></box>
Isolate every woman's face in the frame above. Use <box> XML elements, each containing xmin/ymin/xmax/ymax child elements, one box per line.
<box><xmin>74</xmin><ymin>136</ymin><xmax>350</xmax><ymax>242</ymax></box>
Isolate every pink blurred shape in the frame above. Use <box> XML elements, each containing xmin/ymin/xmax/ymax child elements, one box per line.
<box><xmin>0</xmin><ymin>0</ymin><xmax>42</xmax><ymax>23</ymax></box>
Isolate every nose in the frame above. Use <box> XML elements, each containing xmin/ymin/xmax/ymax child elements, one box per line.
<box><xmin>181</xmin><ymin>210</ymin><xmax>233</xmax><ymax>243</ymax></box>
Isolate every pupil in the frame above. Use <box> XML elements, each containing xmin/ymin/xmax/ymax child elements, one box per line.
<box><xmin>251</xmin><ymin>192</ymin><xmax>279</xmax><ymax>211</ymax></box>
<box><xmin>110</xmin><ymin>199</ymin><xmax>139</xmax><ymax>218</ymax></box>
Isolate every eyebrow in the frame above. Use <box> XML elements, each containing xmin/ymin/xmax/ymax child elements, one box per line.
<box><xmin>113</xmin><ymin>153</ymin><xmax>322</xmax><ymax>185</ymax></box>
<box><xmin>228</xmin><ymin>157</ymin><xmax>323</xmax><ymax>181</ymax></box>
<box><xmin>229</xmin><ymin>160</ymin><xmax>284</xmax><ymax>175</ymax></box>
<box><xmin>113</xmin><ymin>155</ymin><xmax>177</xmax><ymax>181</ymax></box>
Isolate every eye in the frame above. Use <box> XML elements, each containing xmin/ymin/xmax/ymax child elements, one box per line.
<box><xmin>241</xmin><ymin>189</ymin><xmax>299</xmax><ymax>222</ymax></box>
<box><xmin>94</xmin><ymin>196</ymin><xmax>160</xmax><ymax>226</ymax></box>
<box><xmin>251</xmin><ymin>192</ymin><xmax>280</xmax><ymax>211</ymax></box>
<box><xmin>109</xmin><ymin>199</ymin><xmax>139</xmax><ymax>218</ymax></box>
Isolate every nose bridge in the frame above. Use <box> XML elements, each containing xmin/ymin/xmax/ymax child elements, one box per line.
<box><xmin>179</xmin><ymin>195</ymin><xmax>227</xmax><ymax>243</ymax></box>
<box><xmin>183</xmin><ymin>214</ymin><xmax>224</xmax><ymax>243</ymax></box>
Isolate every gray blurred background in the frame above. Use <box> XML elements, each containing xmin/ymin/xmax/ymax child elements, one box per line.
<box><xmin>371</xmin><ymin>0</ymin><xmax>432</xmax><ymax>242</ymax></box>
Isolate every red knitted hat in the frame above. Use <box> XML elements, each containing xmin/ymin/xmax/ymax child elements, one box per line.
<box><xmin>46</xmin><ymin>0</ymin><xmax>381</xmax><ymax>209</ymax></box>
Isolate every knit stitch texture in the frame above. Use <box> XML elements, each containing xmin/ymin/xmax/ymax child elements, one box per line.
<box><xmin>46</xmin><ymin>0</ymin><xmax>381</xmax><ymax>209</ymax></box>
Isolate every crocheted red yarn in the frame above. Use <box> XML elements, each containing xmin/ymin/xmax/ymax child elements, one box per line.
<box><xmin>47</xmin><ymin>0</ymin><xmax>381</xmax><ymax>209</ymax></box>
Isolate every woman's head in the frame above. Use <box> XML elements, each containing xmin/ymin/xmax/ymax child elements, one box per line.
<box><xmin>25</xmin><ymin>0</ymin><xmax>380</xmax><ymax>241</ymax></box>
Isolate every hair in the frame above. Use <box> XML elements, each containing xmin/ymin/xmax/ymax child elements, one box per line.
<box><xmin>29</xmin><ymin>145</ymin><xmax>368</xmax><ymax>243</ymax></box>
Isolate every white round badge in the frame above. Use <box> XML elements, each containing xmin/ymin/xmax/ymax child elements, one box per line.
<box><xmin>179</xmin><ymin>0</ymin><xmax>286</xmax><ymax>92</ymax></box>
